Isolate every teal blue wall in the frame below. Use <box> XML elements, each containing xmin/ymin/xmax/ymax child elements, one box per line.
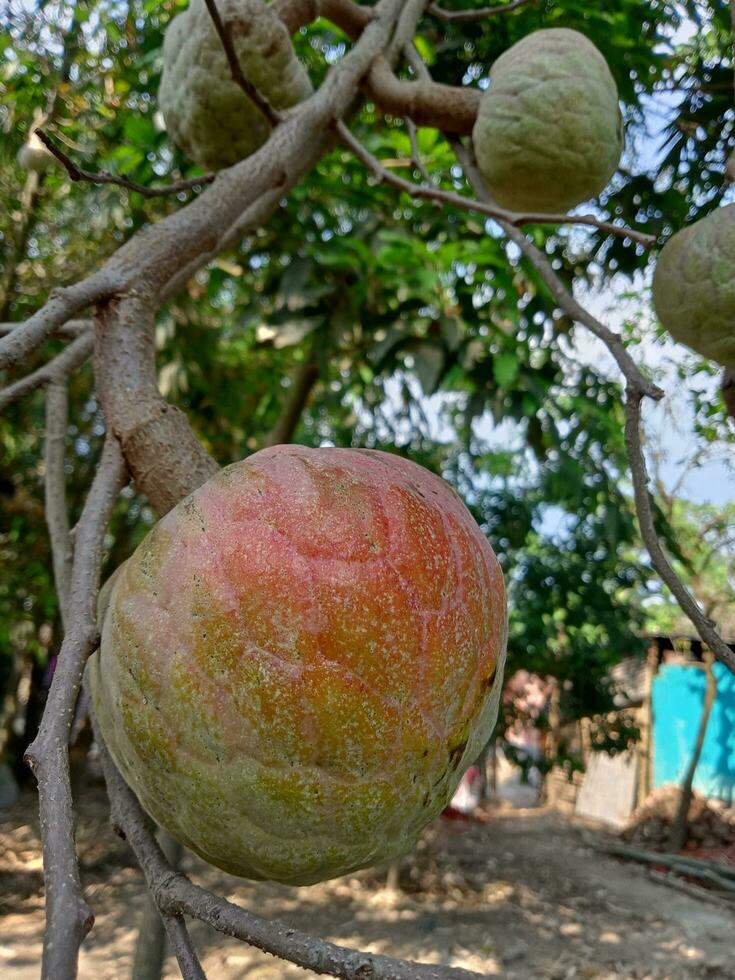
<box><xmin>652</xmin><ymin>662</ymin><xmax>735</xmax><ymax>805</ymax></box>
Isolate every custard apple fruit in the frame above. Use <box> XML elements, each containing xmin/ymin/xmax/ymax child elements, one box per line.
<box><xmin>652</xmin><ymin>204</ymin><xmax>735</xmax><ymax>367</ymax></box>
<box><xmin>472</xmin><ymin>28</ymin><xmax>623</xmax><ymax>213</ymax></box>
<box><xmin>158</xmin><ymin>0</ymin><xmax>312</xmax><ymax>170</ymax></box>
<box><xmin>87</xmin><ymin>446</ymin><xmax>507</xmax><ymax>885</ymax></box>
<box><xmin>17</xmin><ymin>133</ymin><xmax>57</xmax><ymax>174</ymax></box>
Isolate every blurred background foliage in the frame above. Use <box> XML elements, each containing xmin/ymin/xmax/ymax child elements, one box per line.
<box><xmin>1</xmin><ymin>0</ymin><xmax>734</xmax><ymax>779</ymax></box>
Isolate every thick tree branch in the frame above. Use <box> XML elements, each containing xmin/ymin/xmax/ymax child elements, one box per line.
<box><xmin>202</xmin><ymin>0</ymin><xmax>282</xmax><ymax>126</ymax></box>
<box><xmin>275</xmin><ymin>0</ymin><xmax>374</xmax><ymax>34</ymax></box>
<box><xmin>428</xmin><ymin>0</ymin><xmax>535</xmax><ymax>20</ymax></box>
<box><xmin>0</xmin><ymin>330</ymin><xmax>94</xmax><ymax>411</ymax></box>
<box><xmin>0</xmin><ymin>274</ymin><xmax>117</xmax><ymax>373</ymax></box>
<box><xmin>35</xmin><ymin>131</ymin><xmax>215</xmax><ymax>199</ymax></box>
<box><xmin>159</xmin><ymin>184</ymin><xmax>288</xmax><ymax>303</ymax></box>
<box><xmin>97</xmin><ymin>736</ymin><xmax>487</xmax><ymax>980</ymax></box>
<box><xmin>89</xmin><ymin>0</ymin><xmax>410</xmax><ymax>515</ymax></box>
<box><xmin>367</xmin><ymin>57</ymin><xmax>480</xmax><ymax>133</ymax></box>
<box><xmin>274</xmin><ymin>0</ymin><xmax>480</xmax><ymax>133</ymax></box>
<box><xmin>94</xmin><ymin>294</ymin><xmax>219</xmax><ymax>513</ymax></box>
<box><xmin>387</xmin><ymin>0</ymin><xmax>433</xmax><ymax>62</ymax></box>
<box><xmin>44</xmin><ymin>381</ymin><xmax>73</xmax><ymax>628</ymax></box>
<box><xmin>0</xmin><ymin>318</ymin><xmax>90</xmax><ymax>336</ymax></box>
<box><xmin>6</xmin><ymin>0</ymin><xmax>406</xmax><ymax>380</ymax></box>
<box><xmin>25</xmin><ymin>438</ymin><xmax>127</xmax><ymax>980</ymax></box>
<box><xmin>338</xmin><ymin>122</ymin><xmax>657</xmax><ymax>249</ymax></box>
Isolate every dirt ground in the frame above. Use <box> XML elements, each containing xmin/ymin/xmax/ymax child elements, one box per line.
<box><xmin>1</xmin><ymin>784</ymin><xmax>733</xmax><ymax>980</ymax></box>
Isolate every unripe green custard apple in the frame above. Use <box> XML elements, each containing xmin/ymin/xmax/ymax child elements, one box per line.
<box><xmin>652</xmin><ymin>204</ymin><xmax>735</xmax><ymax>367</ymax></box>
<box><xmin>158</xmin><ymin>0</ymin><xmax>312</xmax><ymax>170</ymax></box>
<box><xmin>87</xmin><ymin>446</ymin><xmax>507</xmax><ymax>885</ymax></box>
<box><xmin>472</xmin><ymin>28</ymin><xmax>623</xmax><ymax>213</ymax></box>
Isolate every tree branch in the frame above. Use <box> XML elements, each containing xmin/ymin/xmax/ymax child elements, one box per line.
<box><xmin>623</xmin><ymin>391</ymin><xmax>735</xmax><ymax>672</ymax></box>
<box><xmin>96</xmin><ymin>735</ymin><xmax>487</xmax><ymax>980</ymax></box>
<box><xmin>337</xmin><ymin>121</ymin><xmax>657</xmax><ymax>249</ymax></box>
<box><xmin>407</xmin><ymin>43</ymin><xmax>735</xmax><ymax>671</ymax></box>
<box><xmin>202</xmin><ymin>0</ymin><xmax>282</xmax><ymax>126</ymax></box>
<box><xmin>35</xmin><ymin>131</ymin><xmax>215</xmax><ymax>199</ymax></box>
<box><xmin>0</xmin><ymin>318</ymin><xmax>90</xmax><ymax>336</ymax></box>
<box><xmin>265</xmin><ymin>349</ymin><xmax>320</xmax><ymax>447</ymax></box>
<box><xmin>449</xmin><ymin>138</ymin><xmax>662</xmax><ymax>399</ymax></box>
<box><xmin>25</xmin><ymin>437</ymin><xmax>127</xmax><ymax>980</ymax></box>
<box><xmin>0</xmin><ymin>330</ymin><xmax>94</xmax><ymax>411</ymax></box>
<box><xmin>428</xmin><ymin>0</ymin><xmax>535</xmax><ymax>21</ymax></box>
<box><xmin>458</xmin><ymin>143</ymin><xmax>733</xmax><ymax>669</ymax></box>
<box><xmin>367</xmin><ymin>57</ymin><xmax>481</xmax><ymax>134</ymax></box>
<box><xmin>44</xmin><ymin>381</ymin><xmax>73</xmax><ymax>629</ymax></box>
<box><xmin>273</xmin><ymin>0</ymin><xmax>480</xmax><ymax>133</ymax></box>
<box><xmin>405</xmin><ymin>117</ymin><xmax>433</xmax><ymax>183</ymax></box>
<box><xmin>274</xmin><ymin>0</ymin><xmax>374</xmax><ymax>35</ymax></box>
<box><xmin>0</xmin><ymin>274</ymin><xmax>117</xmax><ymax>373</ymax></box>
<box><xmin>722</xmin><ymin>367</ymin><xmax>735</xmax><ymax>422</ymax></box>
<box><xmin>132</xmin><ymin>830</ymin><xmax>187</xmax><ymax>980</ymax></box>
<box><xmin>161</xmin><ymin>913</ymin><xmax>207</xmax><ymax>980</ymax></box>
<box><xmin>0</xmin><ymin>170</ymin><xmax>44</xmax><ymax>320</ymax></box>
<box><xmin>94</xmin><ymin>294</ymin><xmax>219</xmax><ymax>513</ymax></box>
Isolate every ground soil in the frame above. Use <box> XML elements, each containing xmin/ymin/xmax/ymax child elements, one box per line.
<box><xmin>1</xmin><ymin>784</ymin><xmax>733</xmax><ymax>979</ymax></box>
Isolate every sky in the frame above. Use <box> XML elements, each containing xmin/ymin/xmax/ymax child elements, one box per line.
<box><xmin>576</xmin><ymin>284</ymin><xmax>734</xmax><ymax>508</ymax></box>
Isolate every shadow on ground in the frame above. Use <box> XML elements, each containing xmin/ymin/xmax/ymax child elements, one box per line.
<box><xmin>1</xmin><ymin>784</ymin><xmax>732</xmax><ymax>979</ymax></box>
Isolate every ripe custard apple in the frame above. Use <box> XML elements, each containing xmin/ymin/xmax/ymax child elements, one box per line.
<box><xmin>158</xmin><ymin>0</ymin><xmax>313</xmax><ymax>170</ymax></box>
<box><xmin>87</xmin><ymin>446</ymin><xmax>507</xmax><ymax>885</ymax></box>
<box><xmin>652</xmin><ymin>204</ymin><xmax>735</xmax><ymax>367</ymax></box>
<box><xmin>472</xmin><ymin>28</ymin><xmax>623</xmax><ymax>213</ymax></box>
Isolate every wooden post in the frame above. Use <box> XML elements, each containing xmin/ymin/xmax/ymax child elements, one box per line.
<box><xmin>637</xmin><ymin>640</ymin><xmax>658</xmax><ymax>805</ymax></box>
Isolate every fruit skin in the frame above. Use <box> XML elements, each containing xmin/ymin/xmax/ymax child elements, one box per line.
<box><xmin>158</xmin><ymin>0</ymin><xmax>312</xmax><ymax>170</ymax></box>
<box><xmin>17</xmin><ymin>133</ymin><xmax>57</xmax><ymax>174</ymax></box>
<box><xmin>652</xmin><ymin>205</ymin><xmax>735</xmax><ymax>367</ymax></box>
<box><xmin>87</xmin><ymin>446</ymin><xmax>507</xmax><ymax>885</ymax></box>
<box><xmin>472</xmin><ymin>28</ymin><xmax>623</xmax><ymax>213</ymax></box>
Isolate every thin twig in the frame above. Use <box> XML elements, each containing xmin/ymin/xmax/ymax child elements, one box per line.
<box><xmin>161</xmin><ymin>915</ymin><xmax>208</xmax><ymax>980</ymax></box>
<box><xmin>35</xmin><ymin>131</ymin><xmax>216</xmax><ymax>199</ymax></box>
<box><xmin>623</xmin><ymin>391</ymin><xmax>735</xmax><ymax>672</ymax></box>
<box><xmin>457</xmin><ymin>136</ymin><xmax>734</xmax><ymax>669</ymax></box>
<box><xmin>408</xmin><ymin>23</ymin><xmax>735</xmax><ymax>673</ymax></box>
<box><xmin>96</xmin><ymin>735</ymin><xmax>488</xmax><ymax>980</ymax></box>
<box><xmin>337</xmin><ymin>121</ymin><xmax>657</xmax><ymax>249</ymax></box>
<box><xmin>25</xmin><ymin>439</ymin><xmax>127</xmax><ymax>980</ymax></box>
<box><xmin>428</xmin><ymin>0</ymin><xmax>535</xmax><ymax>20</ymax></box>
<box><xmin>44</xmin><ymin>381</ymin><xmax>73</xmax><ymax>628</ymax></box>
<box><xmin>202</xmin><ymin>0</ymin><xmax>282</xmax><ymax>126</ymax></box>
<box><xmin>0</xmin><ymin>330</ymin><xmax>94</xmax><ymax>411</ymax></box>
<box><xmin>405</xmin><ymin>117</ymin><xmax>433</xmax><ymax>183</ymax></box>
<box><xmin>450</xmin><ymin>138</ymin><xmax>662</xmax><ymax>399</ymax></box>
